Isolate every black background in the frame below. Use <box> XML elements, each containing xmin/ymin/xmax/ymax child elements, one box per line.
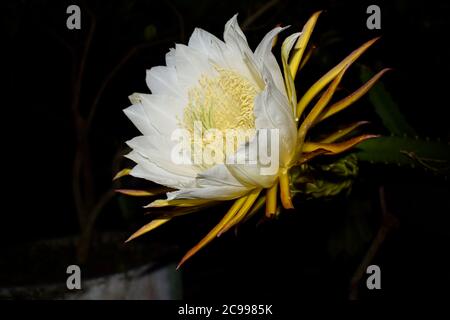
<box><xmin>2</xmin><ymin>0</ymin><xmax>450</xmax><ymax>300</ymax></box>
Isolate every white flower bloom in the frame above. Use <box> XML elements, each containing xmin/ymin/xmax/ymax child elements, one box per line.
<box><xmin>124</xmin><ymin>15</ymin><xmax>297</xmax><ymax>203</ymax></box>
<box><xmin>121</xmin><ymin>11</ymin><xmax>384</xmax><ymax>266</ymax></box>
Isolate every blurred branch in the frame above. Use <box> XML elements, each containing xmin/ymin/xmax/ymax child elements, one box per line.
<box><xmin>45</xmin><ymin>25</ymin><xmax>90</xmax><ymax>228</ymax></box>
<box><xmin>165</xmin><ymin>0</ymin><xmax>185</xmax><ymax>42</ymax></box>
<box><xmin>72</xmin><ymin>7</ymin><xmax>96</xmax><ymax>229</ymax></box>
<box><xmin>45</xmin><ymin>26</ymin><xmax>75</xmax><ymax>61</ymax></box>
<box><xmin>73</xmin><ymin>149</ymin><xmax>86</xmax><ymax>226</ymax></box>
<box><xmin>360</xmin><ymin>66</ymin><xmax>416</xmax><ymax>137</ymax></box>
<box><xmin>241</xmin><ymin>0</ymin><xmax>281</xmax><ymax>30</ymax></box>
<box><xmin>86</xmin><ymin>38</ymin><xmax>175</xmax><ymax>132</ymax></box>
<box><xmin>71</xmin><ymin>6</ymin><xmax>95</xmax><ymax>128</ymax></box>
<box><xmin>72</xmin><ymin>13</ymin><xmax>174</xmax><ymax>259</ymax></box>
<box><xmin>68</xmin><ymin>3</ymin><xmax>175</xmax><ymax>252</ymax></box>
<box><xmin>77</xmin><ymin>146</ymin><xmax>128</xmax><ymax>263</ymax></box>
<box><xmin>77</xmin><ymin>189</ymin><xmax>115</xmax><ymax>263</ymax></box>
<box><xmin>349</xmin><ymin>186</ymin><xmax>399</xmax><ymax>300</ymax></box>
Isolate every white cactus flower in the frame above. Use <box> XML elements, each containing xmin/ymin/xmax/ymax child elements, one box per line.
<box><xmin>119</xmin><ymin>12</ymin><xmax>384</xmax><ymax>267</ymax></box>
<box><xmin>124</xmin><ymin>15</ymin><xmax>297</xmax><ymax>204</ymax></box>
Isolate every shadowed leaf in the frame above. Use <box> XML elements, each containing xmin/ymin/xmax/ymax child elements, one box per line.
<box><xmin>360</xmin><ymin>66</ymin><xmax>416</xmax><ymax>136</ymax></box>
<box><xmin>295</xmin><ymin>148</ymin><xmax>328</xmax><ymax>165</ymax></box>
<box><xmin>356</xmin><ymin>136</ymin><xmax>450</xmax><ymax>175</ymax></box>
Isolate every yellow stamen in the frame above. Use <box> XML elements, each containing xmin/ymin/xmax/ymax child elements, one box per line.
<box><xmin>182</xmin><ymin>67</ymin><xmax>259</xmax><ymax>162</ymax></box>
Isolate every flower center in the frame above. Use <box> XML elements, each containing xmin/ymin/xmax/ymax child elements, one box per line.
<box><xmin>183</xmin><ymin>67</ymin><xmax>258</xmax><ymax>132</ymax></box>
<box><xmin>182</xmin><ymin>67</ymin><xmax>259</xmax><ymax>163</ymax></box>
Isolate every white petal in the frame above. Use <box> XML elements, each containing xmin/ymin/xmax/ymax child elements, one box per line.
<box><xmin>146</xmin><ymin>66</ymin><xmax>181</xmax><ymax>98</ymax></box>
<box><xmin>126</xmin><ymin>135</ymin><xmax>199</xmax><ymax>178</ymax></box>
<box><xmin>130</xmin><ymin>93</ymin><xmax>183</xmax><ymax>136</ymax></box>
<box><xmin>126</xmin><ymin>151</ymin><xmax>196</xmax><ymax>189</ymax></box>
<box><xmin>223</xmin><ymin>14</ymin><xmax>250</xmax><ymax>54</ymax></box>
<box><xmin>165</xmin><ymin>48</ymin><xmax>176</xmax><ymax>67</ymax></box>
<box><xmin>188</xmin><ymin>28</ymin><xmax>228</xmax><ymax>65</ymax></box>
<box><xmin>174</xmin><ymin>44</ymin><xmax>215</xmax><ymax>91</ymax></box>
<box><xmin>197</xmin><ymin>164</ymin><xmax>245</xmax><ymax>187</ymax></box>
<box><xmin>123</xmin><ymin>103</ymin><xmax>157</xmax><ymax>136</ymax></box>
<box><xmin>166</xmin><ymin>185</ymin><xmax>249</xmax><ymax>201</ymax></box>
<box><xmin>254</xmin><ymin>26</ymin><xmax>288</xmax><ymax>97</ymax></box>
<box><xmin>223</xmin><ymin>14</ymin><xmax>264</xmax><ymax>88</ymax></box>
<box><xmin>226</xmin><ymin>134</ymin><xmax>279</xmax><ymax>188</ymax></box>
<box><xmin>253</xmin><ymin>73</ymin><xmax>297</xmax><ymax>166</ymax></box>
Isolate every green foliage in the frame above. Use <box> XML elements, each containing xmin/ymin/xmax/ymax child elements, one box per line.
<box><xmin>356</xmin><ymin>66</ymin><xmax>450</xmax><ymax>175</ymax></box>
<box><xmin>144</xmin><ymin>24</ymin><xmax>157</xmax><ymax>41</ymax></box>
<box><xmin>360</xmin><ymin>66</ymin><xmax>416</xmax><ymax>136</ymax></box>
<box><xmin>356</xmin><ymin>136</ymin><xmax>450</xmax><ymax>175</ymax></box>
<box><xmin>291</xmin><ymin>155</ymin><xmax>359</xmax><ymax>199</ymax></box>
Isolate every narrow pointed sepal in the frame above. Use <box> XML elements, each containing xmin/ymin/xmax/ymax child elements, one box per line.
<box><xmin>218</xmin><ymin>189</ymin><xmax>262</xmax><ymax>236</ymax></box>
<box><xmin>145</xmin><ymin>199</ymin><xmax>214</xmax><ymax>208</ymax></box>
<box><xmin>318</xmin><ymin>68</ymin><xmax>391</xmax><ymax>122</ymax></box>
<box><xmin>296</xmin><ymin>37</ymin><xmax>380</xmax><ymax>119</ymax></box>
<box><xmin>289</xmin><ymin>11</ymin><xmax>322</xmax><ymax>79</ymax></box>
<box><xmin>303</xmin><ymin>134</ymin><xmax>380</xmax><ymax>154</ymax></box>
<box><xmin>319</xmin><ymin>121</ymin><xmax>369</xmax><ymax>144</ymax></box>
<box><xmin>115</xmin><ymin>189</ymin><xmax>161</xmax><ymax>197</ymax></box>
<box><xmin>125</xmin><ymin>218</ymin><xmax>171</xmax><ymax>243</ymax></box>
<box><xmin>113</xmin><ymin>168</ymin><xmax>132</xmax><ymax>180</ymax></box>
<box><xmin>176</xmin><ymin>196</ymin><xmax>247</xmax><ymax>269</ymax></box>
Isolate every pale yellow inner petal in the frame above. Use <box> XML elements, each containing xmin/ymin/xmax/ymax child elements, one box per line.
<box><xmin>182</xmin><ymin>67</ymin><xmax>261</xmax><ymax>163</ymax></box>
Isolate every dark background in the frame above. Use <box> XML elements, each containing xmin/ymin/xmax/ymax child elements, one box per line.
<box><xmin>2</xmin><ymin>0</ymin><xmax>450</xmax><ymax>300</ymax></box>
